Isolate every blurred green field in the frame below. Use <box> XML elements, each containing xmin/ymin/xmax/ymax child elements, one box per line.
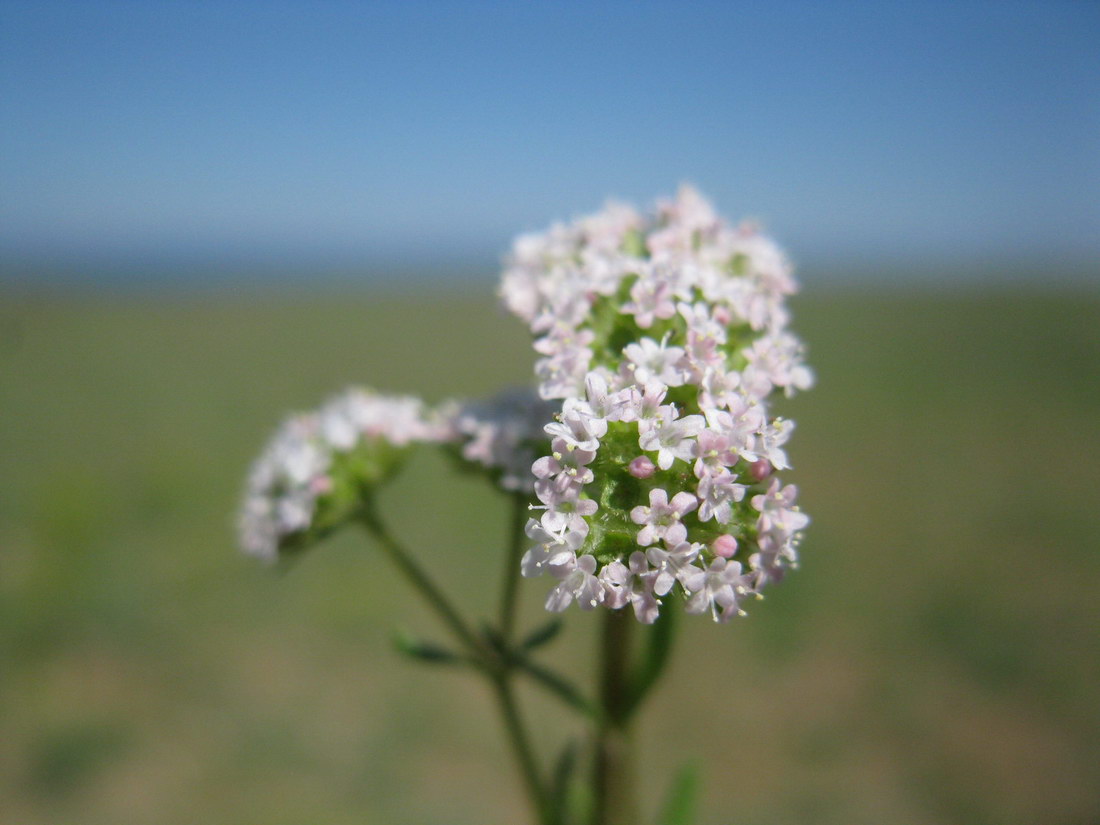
<box><xmin>1</xmin><ymin>282</ymin><xmax>1098</xmax><ymax>825</ymax></box>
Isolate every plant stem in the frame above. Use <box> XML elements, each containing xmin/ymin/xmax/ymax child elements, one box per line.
<box><xmin>359</xmin><ymin>503</ymin><xmax>484</xmax><ymax>660</ymax></box>
<box><xmin>493</xmin><ymin>673</ymin><xmax>552</xmax><ymax>824</ymax></box>
<box><xmin>362</xmin><ymin>499</ymin><xmax>551</xmax><ymax>825</ymax></box>
<box><xmin>495</xmin><ymin>492</ymin><xmax>553</xmax><ymax>824</ymax></box>
<box><xmin>591</xmin><ymin>608</ymin><xmax>638</xmax><ymax>825</ymax></box>
<box><xmin>499</xmin><ymin>492</ymin><xmax>530</xmax><ymax>644</ymax></box>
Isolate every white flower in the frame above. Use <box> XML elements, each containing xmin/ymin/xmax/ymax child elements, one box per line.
<box><xmin>682</xmin><ymin>558</ymin><xmax>753</xmax><ymax>623</ymax></box>
<box><xmin>750</xmin><ymin>528</ymin><xmax>798</xmax><ymax>588</ymax></box>
<box><xmin>751</xmin><ymin>478</ymin><xmax>809</xmax><ymax>533</ymax></box>
<box><xmin>645</xmin><ymin>540</ymin><xmax>703</xmax><ymax>596</ymax></box>
<box><xmin>535</xmin><ymin>344</ymin><xmax>593</xmax><ymax>400</ymax></box>
<box><xmin>756</xmin><ymin>417</ymin><xmax>794</xmax><ymax>471</ymax></box>
<box><xmin>638</xmin><ymin>410</ymin><xmax>704</xmax><ymax>470</ymax></box>
<box><xmin>533</xmin><ymin>479</ymin><xmax>598</xmax><ymax>534</ymax></box>
<box><xmin>619</xmin><ymin>381</ymin><xmax>667</xmax><ymax>425</ymax></box>
<box><xmin>544</xmin><ymin>402</ymin><xmax>601</xmax><ymax>451</ymax></box>
<box><xmin>743</xmin><ymin>332</ymin><xmax>814</xmax><ymax>398</ymax></box>
<box><xmin>534</xmin><ymin>325</ymin><xmax>596</xmax><ymax>357</ymax></box>
<box><xmin>699</xmin><ymin>368</ymin><xmax>742</xmax><ymax>411</ymax></box>
<box><xmin>696</xmin><ymin>471</ymin><xmax>747</xmax><ymax>524</ymax></box>
<box><xmin>581</xmin><ymin>372</ymin><xmax>631</xmax><ymax>431</ymax></box>
<box><xmin>520</xmin><ymin>518</ymin><xmax>585</xmax><ymax>578</ymax></box>
<box><xmin>692</xmin><ymin>428</ymin><xmax>739</xmax><ymax>478</ymax></box>
<box><xmin>532</xmin><ymin>437</ymin><xmax>596</xmax><ymax>491</ymax></box>
<box><xmin>546</xmin><ymin>554</ymin><xmax>605</xmax><ymax>611</ymax></box>
<box><xmin>621</xmin><ymin>274</ymin><xmax>677</xmax><ymax>328</ymax></box>
<box><xmin>600</xmin><ymin>551</ymin><xmax>661</xmax><ymax>624</ymax></box>
<box><xmin>623</xmin><ymin>337</ymin><xmax>687</xmax><ymax>387</ymax></box>
<box><xmin>630</xmin><ymin>488</ymin><xmax>698</xmax><ymax>547</ymax></box>
<box><xmin>705</xmin><ymin>398</ymin><xmax>764</xmax><ymax>458</ymax></box>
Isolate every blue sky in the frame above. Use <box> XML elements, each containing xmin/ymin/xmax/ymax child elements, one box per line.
<box><xmin>1</xmin><ymin>0</ymin><xmax>1097</xmax><ymax>283</ymax></box>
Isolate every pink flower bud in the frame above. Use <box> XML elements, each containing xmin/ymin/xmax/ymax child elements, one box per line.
<box><xmin>628</xmin><ymin>455</ymin><xmax>656</xmax><ymax>479</ymax></box>
<box><xmin>749</xmin><ymin>459</ymin><xmax>772</xmax><ymax>482</ymax></box>
<box><xmin>711</xmin><ymin>534</ymin><xmax>738</xmax><ymax>558</ymax></box>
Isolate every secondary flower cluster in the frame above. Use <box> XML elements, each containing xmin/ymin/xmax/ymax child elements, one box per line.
<box><xmin>439</xmin><ymin>389</ymin><xmax>556</xmax><ymax>493</ymax></box>
<box><xmin>238</xmin><ymin>388</ymin><xmax>444</xmax><ymax>562</ymax></box>
<box><xmin>502</xmin><ymin>187</ymin><xmax>812</xmax><ymax>623</ymax></box>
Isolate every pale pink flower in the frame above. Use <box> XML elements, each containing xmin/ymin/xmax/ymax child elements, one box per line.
<box><xmin>646</xmin><ymin>540</ymin><xmax>703</xmax><ymax>596</ymax></box>
<box><xmin>546</xmin><ymin>555</ymin><xmax>604</xmax><ymax>611</ymax></box>
<box><xmin>600</xmin><ymin>551</ymin><xmax>661</xmax><ymax>624</ymax></box>
<box><xmin>683</xmin><ymin>558</ymin><xmax>753</xmax><ymax>623</ymax></box>
<box><xmin>630</xmin><ymin>488</ymin><xmax>698</xmax><ymax>547</ymax></box>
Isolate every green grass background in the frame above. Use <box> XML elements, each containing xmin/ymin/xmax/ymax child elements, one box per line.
<box><xmin>1</xmin><ymin>282</ymin><xmax>1098</xmax><ymax>824</ymax></box>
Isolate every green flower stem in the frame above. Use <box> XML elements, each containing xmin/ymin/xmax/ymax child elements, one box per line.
<box><xmin>496</xmin><ymin>491</ymin><xmax>554</xmax><ymax>823</ymax></box>
<box><xmin>499</xmin><ymin>491</ymin><xmax>530</xmax><ymax>644</ymax></box>
<box><xmin>493</xmin><ymin>673</ymin><xmax>552</xmax><ymax>824</ymax></box>
<box><xmin>360</xmin><ymin>502</ymin><xmax>485</xmax><ymax>659</ymax></box>
<box><xmin>591</xmin><ymin>607</ymin><xmax>638</xmax><ymax>825</ymax></box>
<box><xmin>360</xmin><ymin>498</ymin><xmax>552</xmax><ymax>825</ymax></box>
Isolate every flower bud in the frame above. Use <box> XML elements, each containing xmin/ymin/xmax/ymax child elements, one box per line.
<box><xmin>628</xmin><ymin>456</ymin><xmax>656</xmax><ymax>479</ymax></box>
<box><xmin>711</xmin><ymin>534</ymin><xmax>738</xmax><ymax>559</ymax></box>
<box><xmin>749</xmin><ymin>459</ymin><xmax>773</xmax><ymax>481</ymax></box>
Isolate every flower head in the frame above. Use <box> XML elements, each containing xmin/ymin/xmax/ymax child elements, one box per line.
<box><xmin>238</xmin><ymin>388</ymin><xmax>443</xmax><ymax>562</ymax></box>
<box><xmin>441</xmin><ymin>388</ymin><xmax>557</xmax><ymax>492</ymax></box>
<box><xmin>502</xmin><ymin>187</ymin><xmax>812</xmax><ymax>622</ymax></box>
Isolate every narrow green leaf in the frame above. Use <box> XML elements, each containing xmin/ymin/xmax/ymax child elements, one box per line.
<box><xmin>520</xmin><ymin>618</ymin><xmax>563</xmax><ymax>651</ymax></box>
<box><xmin>514</xmin><ymin>656</ymin><xmax>600</xmax><ymax>719</ymax></box>
<box><xmin>656</xmin><ymin>762</ymin><xmax>700</xmax><ymax>825</ymax></box>
<box><xmin>393</xmin><ymin>631</ymin><xmax>464</xmax><ymax>665</ymax></box>
<box><xmin>547</xmin><ymin>740</ymin><xmax>580</xmax><ymax>825</ymax></box>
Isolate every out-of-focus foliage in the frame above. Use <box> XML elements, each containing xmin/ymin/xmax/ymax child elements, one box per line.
<box><xmin>1</xmin><ymin>284</ymin><xmax>1097</xmax><ymax>825</ymax></box>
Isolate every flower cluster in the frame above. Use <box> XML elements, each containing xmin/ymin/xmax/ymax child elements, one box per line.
<box><xmin>238</xmin><ymin>388</ymin><xmax>444</xmax><ymax>562</ymax></box>
<box><xmin>439</xmin><ymin>388</ymin><xmax>556</xmax><ymax>493</ymax></box>
<box><xmin>502</xmin><ymin>187</ymin><xmax>812</xmax><ymax>623</ymax></box>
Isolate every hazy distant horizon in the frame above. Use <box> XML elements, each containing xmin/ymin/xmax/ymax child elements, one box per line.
<box><xmin>3</xmin><ymin>244</ymin><xmax>1096</xmax><ymax>292</ymax></box>
<box><xmin>2</xmin><ymin>1</ymin><xmax>1097</xmax><ymax>289</ymax></box>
